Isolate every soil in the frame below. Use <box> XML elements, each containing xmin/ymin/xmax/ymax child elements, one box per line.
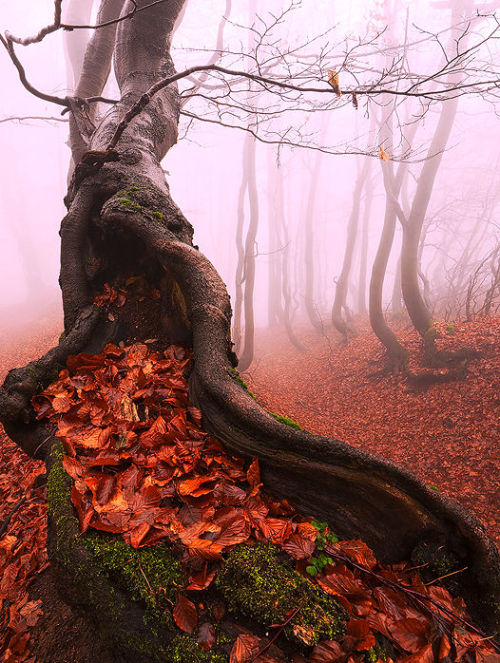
<box><xmin>244</xmin><ymin>316</ymin><xmax>500</xmax><ymax>548</ymax></box>
<box><xmin>27</xmin><ymin>569</ymin><xmax>115</xmax><ymax>663</ymax></box>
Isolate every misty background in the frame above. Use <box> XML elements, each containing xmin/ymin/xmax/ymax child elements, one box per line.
<box><xmin>1</xmin><ymin>0</ymin><xmax>499</xmax><ymax>349</ymax></box>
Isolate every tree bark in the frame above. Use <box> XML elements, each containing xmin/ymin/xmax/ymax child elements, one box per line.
<box><xmin>331</xmin><ymin>157</ymin><xmax>370</xmax><ymax>339</ymax></box>
<box><xmin>0</xmin><ymin>0</ymin><xmax>498</xmax><ymax>654</ymax></box>
<box><xmin>357</xmin><ymin>168</ymin><xmax>373</xmax><ymax>316</ymax></box>
<box><xmin>400</xmin><ymin>2</ymin><xmax>464</xmax><ymax>342</ymax></box>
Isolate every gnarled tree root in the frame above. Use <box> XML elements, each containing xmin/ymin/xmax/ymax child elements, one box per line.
<box><xmin>1</xmin><ymin>208</ymin><xmax>499</xmax><ymax>656</ymax></box>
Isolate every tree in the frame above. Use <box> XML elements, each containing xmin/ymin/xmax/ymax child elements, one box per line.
<box><xmin>0</xmin><ymin>0</ymin><xmax>499</xmax><ymax>657</ymax></box>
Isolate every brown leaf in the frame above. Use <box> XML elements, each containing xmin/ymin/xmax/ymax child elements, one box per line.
<box><xmin>230</xmin><ymin>633</ymin><xmax>262</xmax><ymax>663</ymax></box>
<box><xmin>197</xmin><ymin>623</ymin><xmax>216</xmax><ymax>651</ymax></box>
<box><xmin>333</xmin><ymin>540</ymin><xmax>377</xmax><ymax>570</ymax></box>
<box><xmin>211</xmin><ymin>601</ymin><xmax>226</xmax><ymax>622</ymax></box>
<box><xmin>308</xmin><ymin>640</ymin><xmax>344</xmax><ymax>663</ymax></box>
<box><xmin>282</xmin><ymin>533</ymin><xmax>316</xmax><ymax>560</ymax></box>
<box><xmin>398</xmin><ymin>644</ymin><xmax>434</xmax><ymax>663</ymax></box>
<box><xmin>344</xmin><ymin>618</ymin><xmax>376</xmax><ymax>652</ymax></box>
<box><xmin>389</xmin><ymin>618</ymin><xmax>430</xmax><ymax>654</ymax></box>
<box><xmin>246</xmin><ymin>458</ymin><xmax>261</xmax><ymax>493</ymax></box>
<box><xmin>187</xmin><ymin>566</ymin><xmax>217</xmax><ymax>591</ymax></box>
<box><xmin>173</xmin><ymin>594</ymin><xmax>198</xmax><ymax>634</ymax></box>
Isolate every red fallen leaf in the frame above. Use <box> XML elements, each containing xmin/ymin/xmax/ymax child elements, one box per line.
<box><xmin>173</xmin><ymin>594</ymin><xmax>198</xmax><ymax>634</ymax></box>
<box><xmin>186</xmin><ymin>538</ymin><xmax>225</xmax><ymax>561</ymax></box>
<box><xmin>332</xmin><ymin>540</ymin><xmax>377</xmax><ymax>570</ymax></box>
<box><xmin>247</xmin><ymin>458</ymin><xmax>261</xmax><ymax>493</ymax></box>
<box><xmin>188</xmin><ymin>406</ymin><xmax>202</xmax><ymax>426</ymax></box>
<box><xmin>296</xmin><ymin>521</ymin><xmax>318</xmax><ymax>542</ymax></box>
<box><xmin>389</xmin><ymin>618</ymin><xmax>430</xmax><ymax>654</ymax></box>
<box><xmin>213</xmin><ymin>483</ymin><xmax>247</xmax><ymax>506</ymax></box>
<box><xmin>398</xmin><ymin>644</ymin><xmax>434</xmax><ymax>663</ymax></box>
<box><xmin>230</xmin><ymin>633</ymin><xmax>262</xmax><ymax>663</ymax></box>
<box><xmin>257</xmin><ymin>517</ymin><xmax>293</xmax><ymax>544</ymax></box>
<box><xmin>71</xmin><ymin>482</ymin><xmax>94</xmax><ymax>533</ymax></box>
<box><xmin>308</xmin><ymin>639</ymin><xmax>344</xmax><ymax>662</ymax></box>
<box><xmin>366</xmin><ymin>612</ymin><xmax>393</xmax><ymax>641</ymax></box>
<box><xmin>372</xmin><ymin>587</ymin><xmax>408</xmax><ymax>621</ymax></box>
<box><xmin>427</xmin><ymin>586</ymin><xmax>455</xmax><ymax>614</ymax></box>
<box><xmin>215</xmin><ymin>513</ymin><xmax>249</xmax><ymax>547</ymax></box>
<box><xmin>128</xmin><ymin>522</ymin><xmax>151</xmax><ymax>548</ymax></box>
<box><xmin>282</xmin><ymin>533</ymin><xmax>316</xmax><ymax>559</ymax></box>
<box><xmin>197</xmin><ymin>622</ymin><xmax>216</xmax><ymax>651</ymax></box>
<box><xmin>52</xmin><ymin>392</ymin><xmax>74</xmax><ymax>413</ymax></box>
<box><xmin>139</xmin><ymin>416</ymin><xmax>169</xmax><ymax>448</ymax></box>
<box><xmin>84</xmin><ymin>473</ymin><xmax>116</xmax><ymax>507</ymax></box>
<box><xmin>62</xmin><ymin>455</ymin><xmax>84</xmax><ymax>479</ymax></box>
<box><xmin>438</xmin><ymin>634</ymin><xmax>451</xmax><ymax>662</ymax></box>
<box><xmin>178</xmin><ymin>475</ymin><xmax>216</xmax><ymax>497</ymax></box>
<box><xmin>344</xmin><ymin>618</ymin><xmax>376</xmax><ymax>652</ymax></box>
<box><xmin>187</xmin><ymin>566</ymin><xmax>217</xmax><ymax>591</ymax></box>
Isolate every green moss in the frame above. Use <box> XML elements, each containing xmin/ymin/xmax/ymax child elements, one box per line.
<box><xmin>366</xmin><ymin>638</ymin><xmax>388</xmax><ymax>663</ymax></box>
<box><xmin>231</xmin><ymin>368</ymin><xmax>256</xmax><ymax>400</ymax></box>
<box><xmin>83</xmin><ymin>533</ymin><xmax>183</xmax><ymax>611</ymax></box>
<box><xmin>118</xmin><ymin>197</ymin><xmax>143</xmax><ymax>212</ymax></box>
<box><xmin>269</xmin><ymin>413</ymin><xmax>302</xmax><ymax>430</ymax></box>
<box><xmin>47</xmin><ymin>445</ymin><xmax>186</xmax><ymax>657</ymax></box>
<box><xmin>216</xmin><ymin>543</ymin><xmax>346</xmax><ymax>647</ymax></box>
<box><xmin>209</xmin><ymin>654</ymin><xmax>227</xmax><ymax>663</ymax></box>
<box><xmin>167</xmin><ymin>635</ymin><xmax>209</xmax><ymax>663</ymax></box>
<box><xmin>153</xmin><ymin>211</ymin><xmax>164</xmax><ymax>220</ymax></box>
<box><xmin>411</xmin><ymin>541</ymin><xmax>461</xmax><ymax>593</ymax></box>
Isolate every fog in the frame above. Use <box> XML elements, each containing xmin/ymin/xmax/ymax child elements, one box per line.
<box><xmin>1</xmin><ymin>0</ymin><xmax>499</xmax><ymax>349</ymax></box>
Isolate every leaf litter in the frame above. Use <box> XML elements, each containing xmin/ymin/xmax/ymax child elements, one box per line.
<box><xmin>0</xmin><ymin>312</ymin><xmax>499</xmax><ymax>662</ymax></box>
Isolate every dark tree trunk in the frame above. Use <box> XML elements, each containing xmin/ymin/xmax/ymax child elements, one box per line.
<box><xmin>391</xmin><ymin>254</ymin><xmax>403</xmax><ymax>316</ymax></box>
<box><xmin>303</xmin><ymin>125</ymin><xmax>327</xmax><ymax>332</ymax></box>
<box><xmin>357</xmin><ymin>168</ymin><xmax>373</xmax><ymax>316</ymax></box>
<box><xmin>236</xmin><ymin>134</ymin><xmax>259</xmax><ymax>371</ymax></box>
<box><xmin>369</xmin><ymin>159</ymin><xmax>408</xmax><ymax>373</ymax></box>
<box><xmin>400</xmin><ymin>2</ymin><xmax>463</xmax><ymax>345</ymax></box>
<box><xmin>0</xmin><ymin>1</ymin><xmax>498</xmax><ymax>656</ymax></box>
<box><xmin>331</xmin><ymin>158</ymin><xmax>370</xmax><ymax>339</ymax></box>
<box><xmin>267</xmin><ymin>150</ymin><xmax>284</xmax><ymax>328</ymax></box>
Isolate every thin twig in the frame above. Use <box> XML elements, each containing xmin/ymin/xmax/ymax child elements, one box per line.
<box><xmin>250</xmin><ymin>602</ymin><xmax>304</xmax><ymax>661</ymax></box>
<box><xmin>324</xmin><ymin>545</ymin><xmax>500</xmax><ymax>654</ymax></box>
<box><xmin>0</xmin><ymin>498</ymin><xmax>26</xmax><ymax>538</ymax></box>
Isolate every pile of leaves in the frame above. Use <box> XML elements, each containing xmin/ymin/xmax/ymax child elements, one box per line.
<box><xmin>29</xmin><ymin>342</ymin><xmax>499</xmax><ymax>663</ymax></box>
<box><xmin>0</xmin><ymin>440</ymin><xmax>47</xmax><ymax>662</ymax></box>
<box><xmin>33</xmin><ymin>343</ymin><xmax>318</xmax><ymax>561</ymax></box>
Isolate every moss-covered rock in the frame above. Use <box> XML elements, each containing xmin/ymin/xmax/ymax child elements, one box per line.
<box><xmin>216</xmin><ymin>543</ymin><xmax>347</xmax><ymax>647</ymax></box>
<box><xmin>46</xmin><ymin>443</ymin><xmax>188</xmax><ymax>662</ymax></box>
<box><xmin>47</xmin><ymin>446</ymin><xmax>348</xmax><ymax>661</ymax></box>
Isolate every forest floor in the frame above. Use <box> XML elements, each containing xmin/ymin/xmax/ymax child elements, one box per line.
<box><xmin>244</xmin><ymin>315</ymin><xmax>500</xmax><ymax>547</ymax></box>
<box><xmin>0</xmin><ymin>313</ymin><xmax>498</xmax><ymax>661</ymax></box>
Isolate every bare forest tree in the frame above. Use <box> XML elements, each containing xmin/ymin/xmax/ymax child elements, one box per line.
<box><xmin>1</xmin><ymin>1</ymin><xmax>500</xmax><ymax>658</ymax></box>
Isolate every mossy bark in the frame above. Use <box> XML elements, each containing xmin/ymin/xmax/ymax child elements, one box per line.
<box><xmin>47</xmin><ymin>444</ymin><xmax>347</xmax><ymax>661</ymax></box>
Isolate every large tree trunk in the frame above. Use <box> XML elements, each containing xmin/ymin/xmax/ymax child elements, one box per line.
<box><xmin>400</xmin><ymin>2</ymin><xmax>464</xmax><ymax>346</ymax></box>
<box><xmin>331</xmin><ymin>157</ymin><xmax>370</xmax><ymax>340</ymax></box>
<box><xmin>0</xmin><ymin>1</ymin><xmax>499</xmax><ymax>657</ymax></box>
<box><xmin>356</xmin><ymin>166</ymin><xmax>373</xmax><ymax>316</ymax></box>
